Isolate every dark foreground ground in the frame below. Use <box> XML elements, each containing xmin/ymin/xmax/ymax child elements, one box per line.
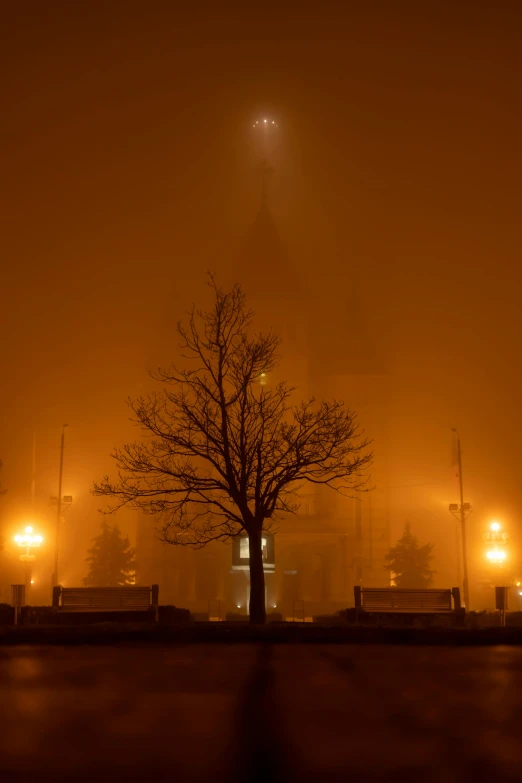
<box><xmin>1</xmin><ymin>642</ymin><xmax>522</xmax><ymax>782</ymax></box>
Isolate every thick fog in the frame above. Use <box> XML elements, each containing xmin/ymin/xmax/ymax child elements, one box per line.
<box><xmin>2</xmin><ymin>2</ymin><xmax>522</xmax><ymax>605</ymax></box>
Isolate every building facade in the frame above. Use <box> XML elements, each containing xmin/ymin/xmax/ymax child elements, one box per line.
<box><xmin>135</xmin><ymin>190</ymin><xmax>391</xmax><ymax>616</ymax></box>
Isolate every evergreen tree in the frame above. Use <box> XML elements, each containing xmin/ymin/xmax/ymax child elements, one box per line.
<box><xmin>83</xmin><ymin>521</ymin><xmax>136</xmax><ymax>586</ymax></box>
<box><xmin>384</xmin><ymin>523</ymin><xmax>435</xmax><ymax>588</ymax></box>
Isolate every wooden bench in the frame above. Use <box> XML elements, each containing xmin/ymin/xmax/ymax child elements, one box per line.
<box><xmin>52</xmin><ymin>585</ymin><xmax>159</xmax><ymax>620</ymax></box>
<box><xmin>354</xmin><ymin>586</ymin><xmax>465</xmax><ymax>625</ymax></box>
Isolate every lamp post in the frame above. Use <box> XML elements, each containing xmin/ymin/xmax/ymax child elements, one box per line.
<box><xmin>49</xmin><ymin>490</ymin><xmax>72</xmax><ymax>588</ymax></box>
<box><xmin>449</xmin><ymin>429</ymin><xmax>472</xmax><ymax>609</ymax></box>
<box><xmin>50</xmin><ymin>424</ymin><xmax>69</xmax><ymax>587</ymax></box>
<box><xmin>14</xmin><ymin>525</ymin><xmax>43</xmax><ymax>602</ymax></box>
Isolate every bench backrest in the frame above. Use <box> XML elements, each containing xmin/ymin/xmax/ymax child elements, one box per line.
<box><xmin>58</xmin><ymin>586</ymin><xmax>154</xmax><ymax>610</ymax></box>
<box><xmin>355</xmin><ymin>587</ymin><xmax>458</xmax><ymax>612</ymax></box>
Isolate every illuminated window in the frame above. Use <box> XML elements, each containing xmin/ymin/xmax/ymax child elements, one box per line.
<box><xmin>239</xmin><ymin>537</ymin><xmax>267</xmax><ymax>560</ymax></box>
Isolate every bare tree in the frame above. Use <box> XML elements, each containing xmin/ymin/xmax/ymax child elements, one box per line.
<box><xmin>93</xmin><ymin>277</ymin><xmax>372</xmax><ymax>623</ymax></box>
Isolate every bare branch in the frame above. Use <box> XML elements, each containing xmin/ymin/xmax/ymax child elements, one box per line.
<box><xmin>92</xmin><ymin>276</ymin><xmax>373</xmax><ymax>550</ymax></box>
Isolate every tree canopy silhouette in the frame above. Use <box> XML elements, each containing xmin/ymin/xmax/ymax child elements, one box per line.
<box><xmin>93</xmin><ymin>277</ymin><xmax>372</xmax><ymax>623</ymax></box>
<box><xmin>384</xmin><ymin>523</ymin><xmax>435</xmax><ymax>588</ymax></box>
<box><xmin>83</xmin><ymin>521</ymin><xmax>136</xmax><ymax>587</ymax></box>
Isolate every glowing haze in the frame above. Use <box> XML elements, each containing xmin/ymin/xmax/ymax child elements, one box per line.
<box><xmin>1</xmin><ymin>2</ymin><xmax>522</xmax><ymax>605</ymax></box>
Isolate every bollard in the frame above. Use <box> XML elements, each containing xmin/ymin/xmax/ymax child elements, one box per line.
<box><xmin>495</xmin><ymin>586</ymin><xmax>510</xmax><ymax>627</ymax></box>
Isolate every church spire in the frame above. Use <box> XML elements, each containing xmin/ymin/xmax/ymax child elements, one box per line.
<box><xmin>235</xmin><ymin>117</ymin><xmax>302</xmax><ymax>298</ymax></box>
<box><xmin>252</xmin><ymin>117</ymin><xmax>279</xmax><ymax>206</ymax></box>
<box><xmin>258</xmin><ymin>158</ymin><xmax>275</xmax><ymax>205</ymax></box>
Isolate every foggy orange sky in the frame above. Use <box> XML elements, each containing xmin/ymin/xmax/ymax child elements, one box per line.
<box><xmin>2</xmin><ymin>1</ymin><xmax>522</xmax><ymax>587</ymax></box>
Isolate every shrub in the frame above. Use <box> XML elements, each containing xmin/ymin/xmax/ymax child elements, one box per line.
<box><xmin>0</xmin><ymin>603</ymin><xmax>14</xmax><ymax>625</ymax></box>
<box><xmin>158</xmin><ymin>605</ymin><xmax>191</xmax><ymax>625</ymax></box>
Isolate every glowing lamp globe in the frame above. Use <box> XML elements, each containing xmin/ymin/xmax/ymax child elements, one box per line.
<box><xmin>486</xmin><ymin>549</ymin><xmax>506</xmax><ymax>564</ymax></box>
<box><xmin>14</xmin><ymin>526</ymin><xmax>43</xmax><ymax>549</ymax></box>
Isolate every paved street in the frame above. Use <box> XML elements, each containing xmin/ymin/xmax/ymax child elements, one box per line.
<box><xmin>1</xmin><ymin>643</ymin><xmax>521</xmax><ymax>782</ymax></box>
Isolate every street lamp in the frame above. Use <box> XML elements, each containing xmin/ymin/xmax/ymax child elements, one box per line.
<box><xmin>14</xmin><ymin>525</ymin><xmax>43</xmax><ymax>601</ymax></box>
<box><xmin>449</xmin><ymin>429</ymin><xmax>472</xmax><ymax>609</ymax></box>
<box><xmin>49</xmin><ymin>424</ymin><xmax>71</xmax><ymax>588</ymax></box>
<box><xmin>483</xmin><ymin>520</ymin><xmax>509</xmax><ymax>567</ymax></box>
<box><xmin>49</xmin><ymin>492</ymin><xmax>72</xmax><ymax>587</ymax></box>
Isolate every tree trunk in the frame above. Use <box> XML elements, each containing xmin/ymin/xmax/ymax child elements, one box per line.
<box><xmin>248</xmin><ymin>527</ymin><xmax>266</xmax><ymax>624</ymax></box>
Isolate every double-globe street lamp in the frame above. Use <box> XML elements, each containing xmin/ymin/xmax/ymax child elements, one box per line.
<box><xmin>484</xmin><ymin>520</ymin><xmax>509</xmax><ymax>565</ymax></box>
<box><xmin>14</xmin><ymin>525</ymin><xmax>43</xmax><ymax>603</ymax></box>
